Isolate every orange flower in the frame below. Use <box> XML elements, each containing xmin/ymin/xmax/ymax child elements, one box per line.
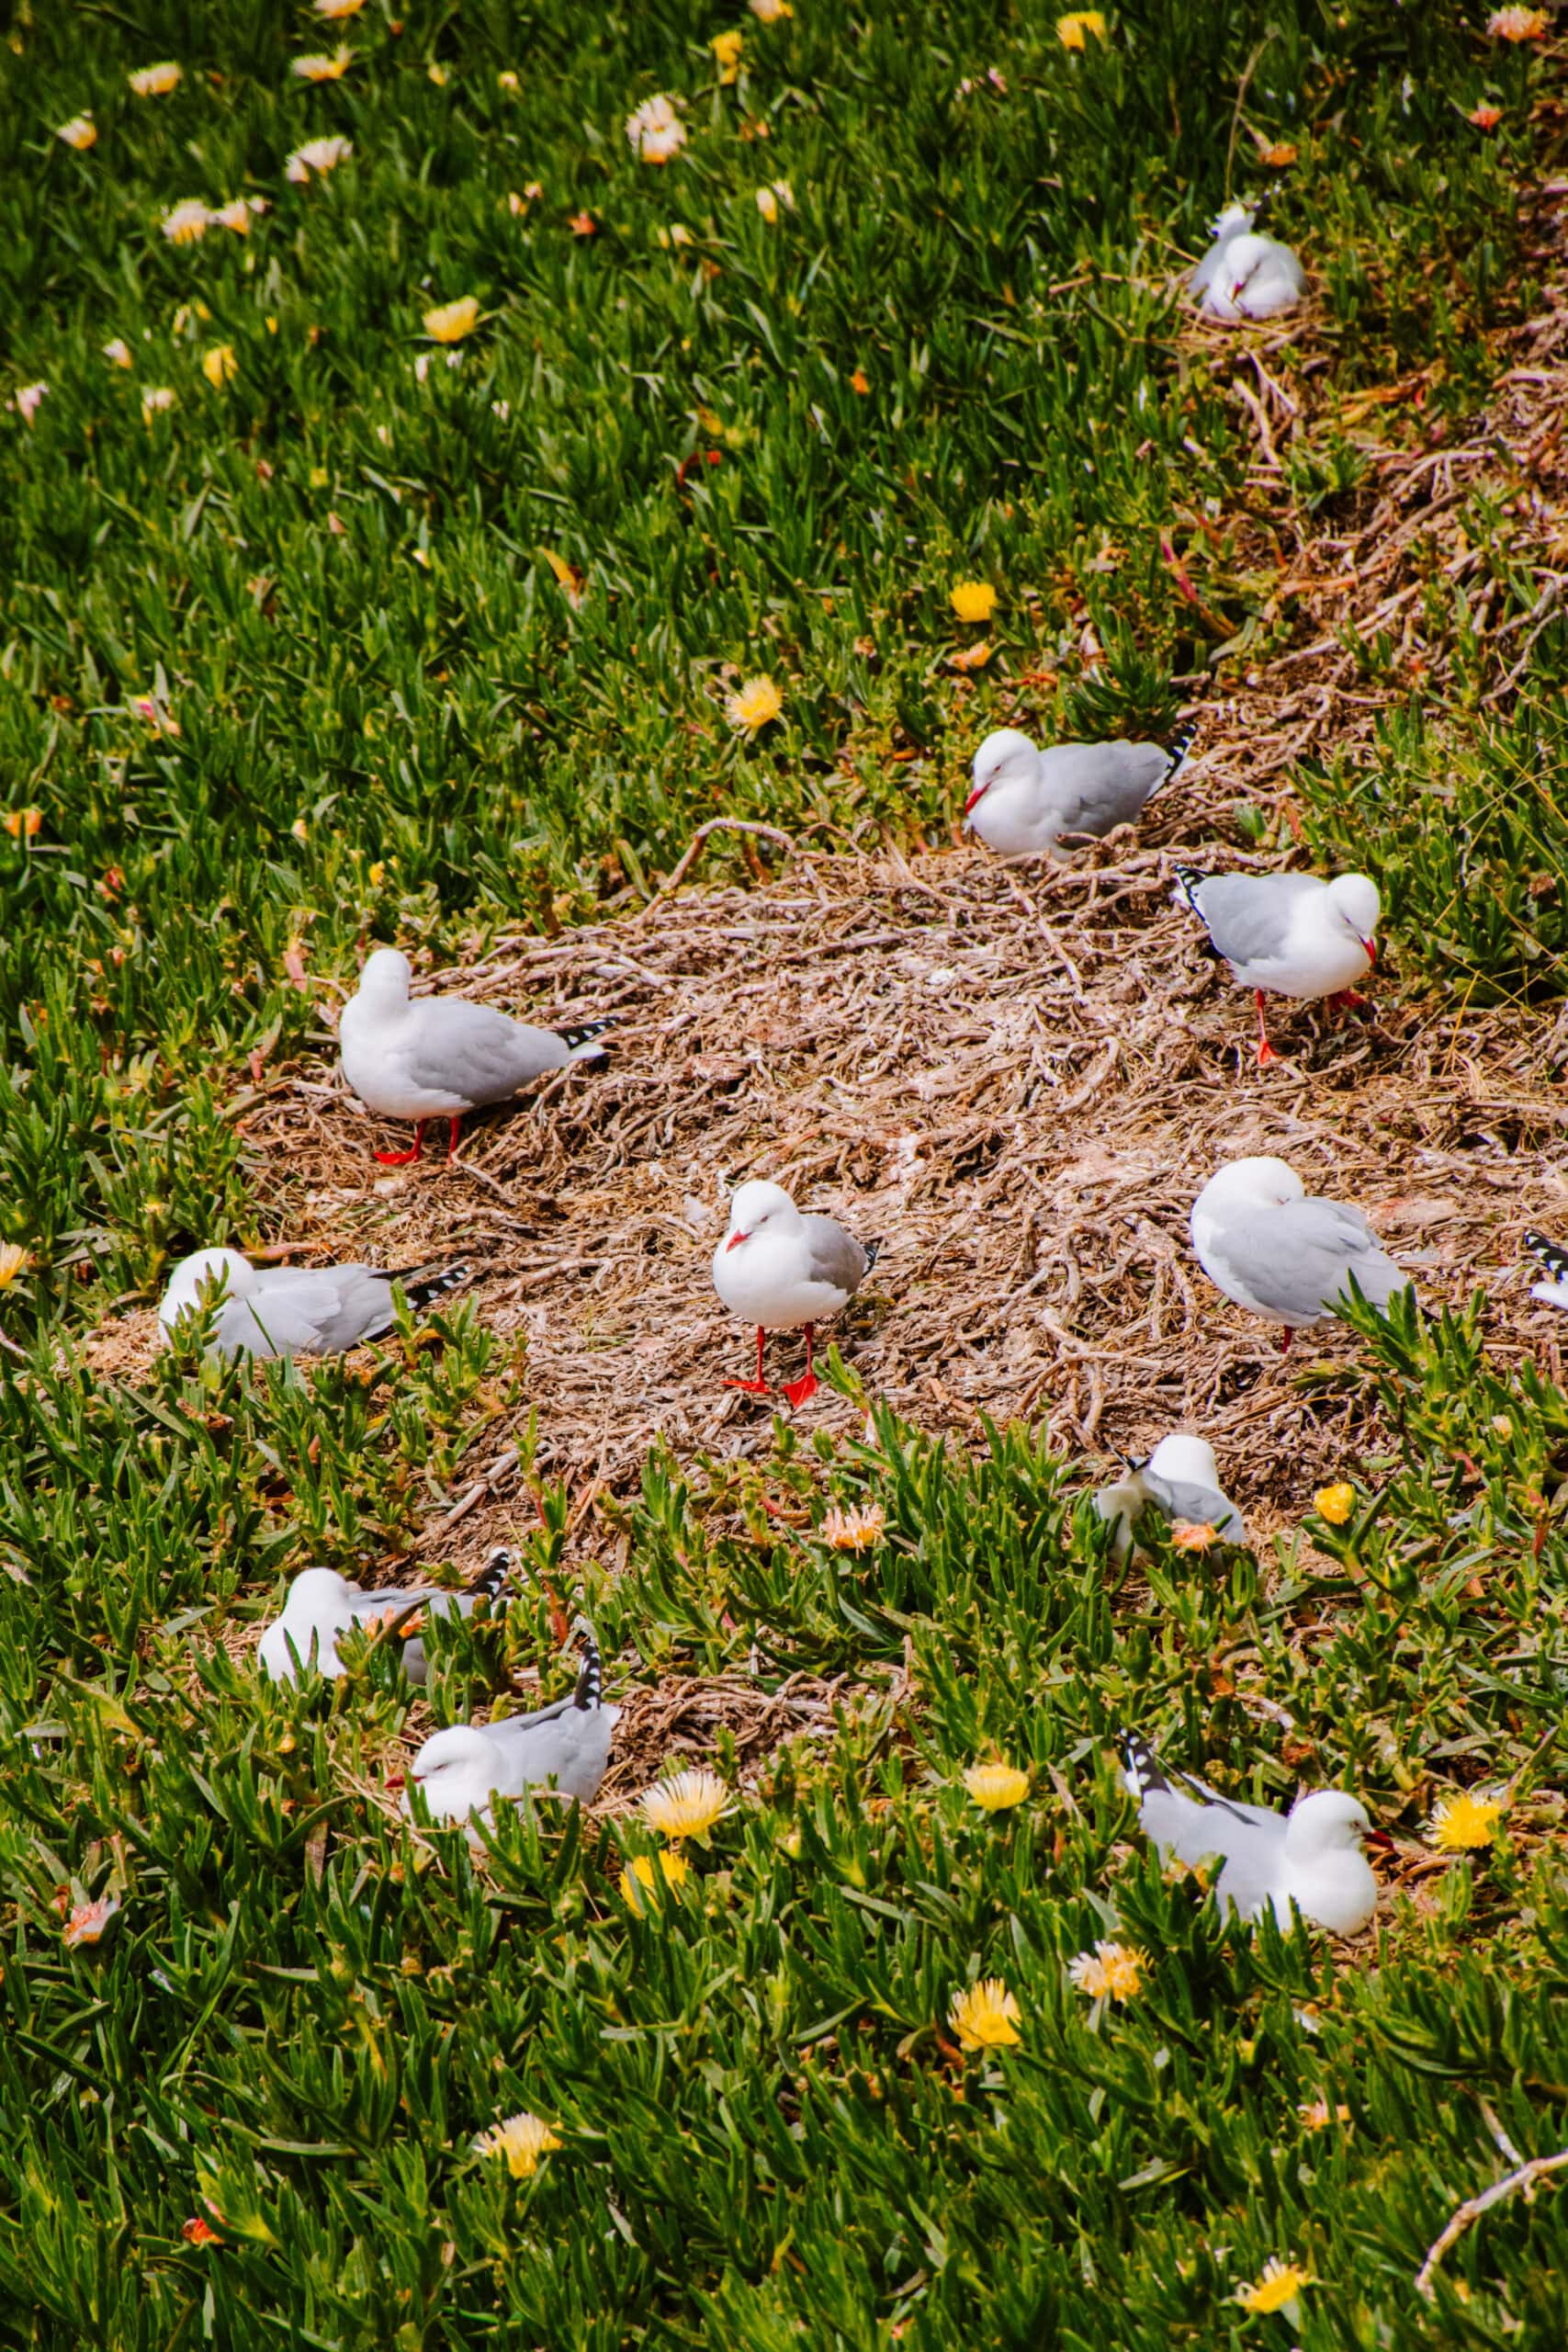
<box><xmin>1469</xmin><ymin>103</ymin><xmax>1503</xmax><ymax>129</ymax></box>
<box><xmin>62</xmin><ymin>1893</ymin><xmax>121</xmax><ymax>1948</ymax></box>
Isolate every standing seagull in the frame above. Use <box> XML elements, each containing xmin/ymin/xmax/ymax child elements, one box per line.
<box><xmin>712</xmin><ymin>1179</ymin><xmax>880</xmax><ymax>1408</ymax></box>
<box><xmin>399</xmin><ymin>1622</ymin><xmax>619</xmax><ymax>1829</ymax></box>
<box><xmin>1190</xmin><ymin>199</ymin><xmax>1305</xmax><ymax>322</ymax></box>
<box><xmin>159</xmin><ymin>1246</ymin><xmax>468</xmax><ymax>1361</ymax></box>
<box><xmin>339</xmin><ymin>946</ymin><xmax>612</xmax><ymax>1165</ymax></box>
<box><xmin>1094</xmin><ymin>1433</ymin><xmax>1246</xmax><ymax>1562</ymax></box>
<box><xmin>258</xmin><ymin>1548</ymin><xmax>513</xmax><ymax>1684</ymax></box>
<box><xmin>964</xmin><ymin>721</ymin><xmax>1197</xmax><ymax>860</ymax></box>
<box><xmin>1175</xmin><ymin>867</ymin><xmax>1380</xmax><ymax>1064</ymax></box>
<box><xmin>1121</xmin><ymin>1732</ymin><xmax>1389</xmax><ymax>1935</ymax></box>
<box><xmin>1190</xmin><ymin>1156</ymin><xmax>1409</xmax><ymax>1352</ymax></box>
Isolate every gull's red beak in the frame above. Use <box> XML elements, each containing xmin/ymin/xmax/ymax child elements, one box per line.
<box><xmin>384</xmin><ymin>1773</ymin><xmax>405</xmax><ymax>1791</ymax></box>
<box><xmin>725</xmin><ymin>1230</ymin><xmax>749</xmax><ymax>1252</ymax></box>
<box><xmin>963</xmin><ymin>780</ymin><xmax>987</xmax><ymax>816</ymax></box>
<box><xmin>1364</xmin><ymin>1826</ymin><xmax>1395</xmax><ymax>1855</ymax></box>
<box><xmin>1363</xmin><ymin>937</ymin><xmax>1378</xmax><ymax>968</ymax></box>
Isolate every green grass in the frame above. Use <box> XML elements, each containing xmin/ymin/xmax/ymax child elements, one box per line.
<box><xmin>4</xmin><ymin>2</ymin><xmax>1568</xmax><ymax>2346</ymax></box>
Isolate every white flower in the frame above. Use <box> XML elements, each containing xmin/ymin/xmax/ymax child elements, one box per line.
<box><xmin>160</xmin><ymin>199</ymin><xmax>210</xmax><ymax>246</ymax></box>
<box><xmin>15</xmin><ymin>382</ymin><xmax>47</xmax><ymax>425</ymax></box>
<box><xmin>141</xmin><ymin>386</ymin><xmax>176</xmax><ymax>420</ymax></box>
<box><xmin>102</xmin><ymin>338</ymin><xmax>132</xmax><ymax>369</ymax></box>
<box><xmin>626</xmin><ymin>94</ymin><xmax>687</xmax><ymax>164</ymax></box>
<box><xmin>286</xmin><ymin>135</ymin><xmax>353</xmax><ymax>184</ymax></box>
<box><xmin>56</xmin><ymin>114</ymin><xmax>97</xmax><ymax>152</ymax></box>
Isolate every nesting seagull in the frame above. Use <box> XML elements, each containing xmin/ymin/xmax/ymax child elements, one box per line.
<box><xmin>1190</xmin><ymin>198</ymin><xmax>1305</xmax><ymax>322</ymax></box>
<box><xmin>1175</xmin><ymin>866</ymin><xmax>1380</xmax><ymax>1064</ymax></box>
<box><xmin>159</xmin><ymin>1246</ymin><xmax>468</xmax><ymax>1362</ymax></box>
<box><xmin>1094</xmin><ymin>1433</ymin><xmax>1246</xmax><ymax>1562</ymax></box>
<box><xmin>398</xmin><ymin>1621</ymin><xmax>619</xmax><ymax>1830</ymax></box>
<box><xmin>964</xmin><ymin>720</ymin><xmax>1197</xmax><ymax>860</ymax></box>
<box><xmin>712</xmin><ymin>1179</ymin><xmax>881</xmax><ymax>1408</ymax></box>
<box><xmin>258</xmin><ymin>1548</ymin><xmax>513</xmax><ymax>1685</ymax></box>
<box><xmin>1122</xmin><ymin>1731</ymin><xmax>1389</xmax><ymax>1935</ymax></box>
<box><xmin>1190</xmin><ymin>1156</ymin><xmax>1409</xmax><ymax>1352</ymax></box>
<box><xmin>1525</xmin><ymin>1231</ymin><xmax>1568</xmax><ymax>1307</ymax></box>
<box><xmin>339</xmin><ymin>946</ymin><xmax>612</xmax><ymax>1165</ymax></box>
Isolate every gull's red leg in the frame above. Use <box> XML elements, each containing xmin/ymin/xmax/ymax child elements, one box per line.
<box><xmin>375</xmin><ymin>1119</ymin><xmax>426</xmax><ymax>1167</ymax></box>
<box><xmin>446</xmin><ymin>1114</ymin><xmax>464</xmax><ymax>1159</ymax></box>
<box><xmin>1327</xmin><ymin>989</ymin><xmax>1368</xmax><ymax>1013</ymax></box>
<box><xmin>1255</xmin><ymin>990</ymin><xmax>1278</xmax><ymax>1067</ymax></box>
<box><xmin>726</xmin><ymin>1325</ymin><xmax>771</xmax><ymax>1396</ymax></box>
<box><xmin>782</xmin><ymin>1324</ymin><xmax>819</xmax><ymax>1410</ymax></box>
<box><xmin>1279</xmin><ymin>1327</ymin><xmax>1293</xmax><ymax>1356</ymax></box>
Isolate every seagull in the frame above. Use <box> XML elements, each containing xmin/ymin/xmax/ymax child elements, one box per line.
<box><xmin>1121</xmin><ymin>1731</ymin><xmax>1390</xmax><ymax>1934</ymax></box>
<box><xmin>1190</xmin><ymin>1155</ymin><xmax>1409</xmax><ymax>1353</ymax></box>
<box><xmin>1525</xmin><ymin>1231</ymin><xmax>1568</xmax><ymax>1307</ymax></box>
<box><xmin>159</xmin><ymin>1246</ymin><xmax>468</xmax><ymax>1361</ymax></box>
<box><xmin>339</xmin><ymin>946</ymin><xmax>613</xmax><ymax>1165</ymax></box>
<box><xmin>1190</xmin><ymin>198</ymin><xmax>1304</xmax><ymax>322</ymax></box>
<box><xmin>1174</xmin><ymin>866</ymin><xmax>1380</xmax><ymax>1064</ymax></box>
<box><xmin>258</xmin><ymin>1548</ymin><xmax>513</xmax><ymax>1684</ymax></box>
<box><xmin>712</xmin><ymin>1178</ymin><xmax>881</xmax><ymax>1408</ymax></box>
<box><xmin>398</xmin><ymin>1621</ymin><xmax>619</xmax><ymax>1829</ymax></box>
<box><xmin>964</xmin><ymin>720</ymin><xmax>1197</xmax><ymax>859</ymax></box>
<box><xmin>1094</xmin><ymin>1433</ymin><xmax>1246</xmax><ymax>1562</ymax></box>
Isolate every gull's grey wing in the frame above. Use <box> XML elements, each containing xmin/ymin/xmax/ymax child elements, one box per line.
<box><xmin>1041</xmin><ymin>741</ymin><xmax>1169</xmax><ymax>837</ymax></box>
<box><xmin>402</xmin><ymin>998</ymin><xmax>570</xmax><ymax>1106</ymax></box>
<box><xmin>1219</xmin><ymin>1198</ymin><xmax>1406</xmax><ymax>1324</ymax></box>
<box><xmin>1139</xmin><ymin>1782</ymin><xmax>1287</xmax><ymax>1912</ymax></box>
<box><xmin>1185</xmin><ymin>872</ymin><xmax>1322</xmax><ymax>967</ymax></box>
<box><xmin>487</xmin><ymin>1697</ymin><xmax>614</xmax><ymax>1801</ymax></box>
<box><xmin>801</xmin><ymin>1215</ymin><xmax>871</xmax><ymax>1297</ymax></box>
<box><xmin>1143</xmin><ymin>1474</ymin><xmax>1247</xmax><ymax>1542</ymax></box>
<box><xmin>251</xmin><ymin>1264</ymin><xmax>395</xmax><ymax>1353</ymax></box>
<box><xmin>212</xmin><ymin>1279</ymin><xmax>335</xmax><ymax>1361</ymax></box>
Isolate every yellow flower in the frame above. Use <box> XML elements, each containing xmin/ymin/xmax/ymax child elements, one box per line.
<box><xmin>657</xmin><ymin>222</ymin><xmax>694</xmax><ymax>249</ymax></box>
<box><xmin>725</xmin><ymin>673</ymin><xmax>783</xmax><ymax>732</ymax></box>
<box><xmin>0</xmin><ymin>1243</ymin><xmax>30</xmax><ymax>1288</ymax></box>
<box><xmin>423</xmin><ymin>296</ymin><xmax>480</xmax><ymax>344</ymax></box>
<box><xmin>713</xmin><ymin>28</ymin><xmax>745</xmax><ymax>83</ymax></box>
<box><xmin>290</xmin><ymin>816</ymin><xmax>310</xmax><ymax>842</ymax></box>
<box><xmin>367</xmin><ymin>860</ymin><xmax>387</xmax><ymax>888</ymax></box>
<box><xmin>642</xmin><ymin>1768</ymin><xmax>729</xmax><ymax>1843</ymax></box>
<box><xmin>3</xmin><ymin>810</ymin><xmax>41</xmax><ymax>842</ymax></box>
<box><xmin>1428</xmin><ymin>1790</ymin><xmax>1506</xmax><ymax>1853</ymax></box>
<box><xmin>1056</xmin><ymin>11</ymin><xmax>1108</xmax><ymax>48</ymax></box>
<box><xmin>821</xmin><ymin>1503</ymin><xmax>886</xmax><ymax>1552</ymax></box>
<box><xmin>1298</xmin><ymin>2099</ymin><xmax>1352</xmax><ymax>2132</ymax></box>
<box><xmin>129</xmin><ymin>62</ymin><xmax>183</xmax><ymax>96</ymax></box>
<box><xmin>1314</xmin><ymin>1483</ymin><xmax>1355</xmax><ymax>1525</ymax></box>
<box><xmin>750</xmin><ymin>0</ymin><xmax>794</xmax><ymax>19</ymax></box>
<box><xmin>428</xmin><ymin>62</ymin><xmax>448</xmax><ymax>85</ymax></box>
<box><xmin>201</xmin><ymin>345</ymin><xmax>237</xmax><ymax>389</ymax></box>
<box><xmin>471</xmin><ymin>2111</ymin><xmax>560</xmax><ymax>2178</ymax></box>
<box><xmin>314</xmin><ymin>0</ymin><xmax>365</xmax><ymax>15</ymax></box>
<box><xmin>964</xmin><ymin>1761</ymin><xmax>1030</xmax><ymax>1813</ymax></box>
<box><xmin>160</xmin><ymin>200</ymin><xmax>210</xmax><ymax>246</ymax></box>
<box><xmin>949</xmin><ymin>1977</ymin><xmax>1022</xmax><ymax>2052</ymax></box>
<box><xmin>292</xmin><ymin>46</ymin><xmax>354</xmax><ymax>82</ymax></box>
<box><xmin>1487</xmin><ymin>6</ymin><xmax>1549</xmax><ymax>37</ymax></box>
<box><xmin>62</xmin><ymin>1893</ymin><xmax>121</xmax><ymax>1949</ymax></box>
<box><xmin>498</xmin><ymin>70</ymin><xmax>520</xmax><ymax>92</ymax></box>
<box><xmin>287</xmin><ymin>135</ymin><xmax>353</xmax><ymax>183</ymax></box>
<box><xmin>141</xmin><ymin>387</ymin><xmax>176</xmax><ymax>421</ymax></box>
<box><xmin>1067</xmin><ymin>1940</ymin><xmax>1146</xmax><ymax>2003</ymax></box>
<box><xmin>626</xmin><ymin>94</ymin><xmax>687</xmax><ymax>164</ymax></box>
<box><xmin>212</xmin><ymin>198</ymin><xmax>259</xmax><ymax>234</ymax></box>
<box><xmin>1235</xmin><ymin>2258</ymin><xmax>1312</xmax><ymax>2315</ymax></box>
<box><xmin>56</xmin><ymin>114</ymin><xmax>97</xmax><ymax>151</ymax></box>
<box><xmin>755</xmin><ymin>178</ymin><xmax>794</xmax><ymax>220</ymax></box>
<box><xmin>102</xmin><ymin>338</ymin><xmax>133</xmax><ymax>368</ymax></box>
<box><xmin>950</xmin><ymin>580</ymin><xmax>997</xmax><ymax>623</ymax></box>
<box><xmin>619</xmin><ymin>1850</ymin><xmax>692</xmax><ymax>1912</ymax></box>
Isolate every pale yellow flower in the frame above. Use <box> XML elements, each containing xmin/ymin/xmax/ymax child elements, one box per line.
<box><xmin>102</xmin><ymin>339</ymin><xmax>133</xmax><ymax>368</ymax></box>
<box><xmin>141</xmin><ymin>387</ymin><xmax>176</xmax><ymax>421</ymax></box>
<box><xmin>62</xmin><ymin>1893</ymin><xmax>120</xmax><ymax>1949</ymax></box>
<box><xmin>1056</xmin><ymin>11</ymin><xmax>1108</xmax><ymax>49</ymax></box>
<box><xmin>725</xmin><ymin>673</ymin><xmax>783</xmax><ymax>732</ymax></box>
<box><xmin>1235</xmin><ymin>2258</ymin><xmax>1312</xmax><ymax>2315</ymax></box>
<box><xmin>286</xmin><ymin>135</ymin><xmax>353</xmax><ymax>183</ymax></box>
<box><xmin>0</xmin><ymin>1243</ymin><xmax>30</xmax><ymax>1288</ymax></box>
<box><xmin>201</xmin><ymin>345</ymin><xmax>237</xmax><ymax>389</ymax></box>
<box><xmin>14</xmin><ymin>383</ymin><xmax>47</xmax><ymax>426</ymax></box>
<box><xmin>1067</xmin><ymin>1940</ymin><xmax>1146</xmax><ymax>2003</ymax></box>
<box><xmin>423</xmin><ymin>296</ymin><xmax>480</xmax><ymax>344</ymax></box>
<box><xmin>1313</xmin><ymin>1483</ymin><xmax>1355</xmax><ymax>1525</ymax></box>
<box><xmin>292</xmin><ymin>46</ymin><xmax>354</xmax><ymax>82</ymax></box>
<box><xmin>1427</xmin><ymin>1790</ymin><xmax>1506</xmax><ymax>1853</ymax></box>
<box><xmin>950</xmin><ymin>580</ymin><xmax>997</xmax><ymax>623</ymax></box>
<box><xmin>713</xmin><ymin>28</ymin><xmax>745</xmax><ymax>83</ymax></box>
<box><xmin>498</xmin><ymin>70</ymin><xmax>520</xmax><ymax>92</ymax></box>
<box><xmin>129</xmin><ymin>62</ymin><xmax>183</xmax><ymax>97</ymax></box>
<box><xmin>1487</xmin><ymin>6</ymin><xmax>1549</xmax><ymax>38</ymax></box>
<box><xmin>657</xmin><ymin>223</ymin><xmax>694</xmax><ymax>249</ymax></box>
<box><xmin>964</xmin><ymin>1761</ymin><xmax>1030</xmax><ymax>1813</ymax></box>
<box><xmin>755</xmin><ymin>178</ymin><xmax>793</xmax><ymax>220</ymax></box>
<box><xmin>821</xmin><ymin>1503</ymin><xmax>886</xmax><ymax>1552</ymax></box>
<box><xmin>626</xmin><ymin>94</ymin><xmax>687</xmax><ymax>164</ymax></box>
<box><xmin>750</xmin><ymin>0</ymin><xmax>795</xmax><ymax>19</ymax></box>
<box><xmin>619</xmin><ymin>1850</ymin><xmax>692</xmax><ymax>1912</ymax></box>
<box><xmin>211</xmin><ymin>198</ymin><xmax>265</xmax><ymax>235</ymax></box>
<box><xmin>949</xmin><ymin>1977</ymin><xmax>1022</xmax><ymax>2052</ymax></box>
<box><xmin>55</xmin><ymin>114</ymin><xmax>97</xmax><ymax>152</ymax></box>
<box><xmin>313</xmin><ymin>0</ymin><xmax>365</xmax><ymax>15</ymax></box>
<box><xmin>1298</xmin><ymin>2099</ymin><xmax>1352</xmax><ymax>2132</ymax></box>
<box><xmin>427</xmin><ymin>62</ymin><xmax>448</xmax><ymax>85</ymax></box>
<box><xmin>160</xmin><ymin>200</ymin><xmax>210</xmax><ymax>246</ymax></box>
<box><xmin>642</xmin><ymin>1768</ymin><xmax>729</xmax><ymax>1843</ymax></box>
<box><xmin>471</xmin><ymin>2111</ymin><xmax>560</xmax><ymax>2178</ymax></box>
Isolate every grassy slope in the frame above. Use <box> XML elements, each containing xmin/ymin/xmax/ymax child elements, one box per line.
<box><xmin>3</xmin><ymin>3</ymin><xmax>1568</xmax><ymax>2346</ymax></box>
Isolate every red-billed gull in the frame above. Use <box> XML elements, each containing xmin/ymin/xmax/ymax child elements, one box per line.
<box><xmin>259</xmin><ymin>1549</ymin><xmax>513</xmax><ymax>1684</ymax></box>
<box><xmin>397</xmin><ymin>1622</ymin><xmax>618</xmax><ymax>1828</ymax></box>
<box><xmin>1190</xmin><ymin>199</ymin><xmax>1304</xmax><ymax>322</ymax></box>
<box><xmin>1175</xmin><ymin>865</ymin><xmax>1379</xmax><ymax>1064</ymax></box>
<box><xmin>712</xmin><ymin>1178</ymin><xmax>880</xmax><ymax>1408</ymax></box>
<box><xmin>1094</xmin><ymin>1433</ymin><xmax>1246</xmax><ymax>1561</ymax></box>
<box><xmin>159</xmin><ymin>1246</ymin><xmax>468</xmax><ymax>1360</ymax></box>
<box><xmin>964</xmin><ymin>720</ymin><xmax>1196</xmax><ymax>859</ymax></box>
<box><xmin>1190</xmin><ymin>1155</ymin><xmax>1409</xmax><ymax>1353</ymax></box>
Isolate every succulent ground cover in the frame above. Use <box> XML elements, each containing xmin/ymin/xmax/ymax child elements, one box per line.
<box><xmin>4</xmin><ymin>3</ymin><xmax>1568</xmax><ymax>2346</ymax></box>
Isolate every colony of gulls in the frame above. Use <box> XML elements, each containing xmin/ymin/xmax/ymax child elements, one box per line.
<box><xmin>149</xmin><ymin>204</ymin><xmax>1560</xmax><ymax>1939</ymax></box>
